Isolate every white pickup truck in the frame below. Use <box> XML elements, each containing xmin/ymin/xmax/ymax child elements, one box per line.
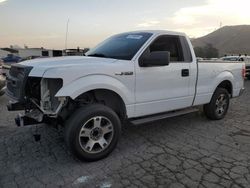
<box><xmin>6</xmin><ymin>30</ymin><xmax>245</xmax><ymax>161</ymax></box>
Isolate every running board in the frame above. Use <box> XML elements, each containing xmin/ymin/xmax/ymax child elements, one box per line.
<box><xmin>130</xmin><ymin>108</ymin><xmax>199</xmax><ymax>125</ymax></box>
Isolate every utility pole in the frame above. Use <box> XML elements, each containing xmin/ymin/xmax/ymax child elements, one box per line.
<box><xmin>65</xmin><ymin>18</ymin><xmax>70</xmax><ymax>51</ymax></box>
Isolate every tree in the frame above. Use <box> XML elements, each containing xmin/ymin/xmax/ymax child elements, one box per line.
<box><xmin>204</xmin><ymin>43</ymin><xmax>219</xmax><ymax>58</ymax></box>
<box><xmin>194</xmin><ymin>46</ymin><xmax>204</xmax><ymax>58</ymax></box>
<box><xmin>194</xmin><ymin>44</ymin><xmax>219</xmax><ymax>58</ymax></box>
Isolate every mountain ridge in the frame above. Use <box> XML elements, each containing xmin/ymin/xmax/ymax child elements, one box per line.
<box><xmin>191</xmin><ymin>25</ymin><xmax>250</xmax><ymax>56</ymax></box>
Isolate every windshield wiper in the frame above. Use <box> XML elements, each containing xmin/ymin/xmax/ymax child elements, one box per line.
<box><xmin>87</xmin><ymin>53</ymin><xmax>107</xmax><ymax>58</ymax></box>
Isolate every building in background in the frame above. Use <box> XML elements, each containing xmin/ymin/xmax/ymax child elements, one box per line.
<box><xmin>63</xmin><ymin>48</ymin><xmax>89</xmax><ymax>56</ymax></box>
<box><xmin>0</xmin><ymin>48</ymin><xmax>18</xmax><ymax>58</ymax></box>
<box><xmin>0</xmin><ymin>47</ymin><xmax>63</xmax><ymax>60</ymax></box>
<box><xmin>18</xmin><ymin>48</ymin><xmax>62</xmax><ymax>58</ymax></box>
<box><xmin>1</xmin><ymin>46</ymin><xmax>90</xmax><ymax>60</ymax></box>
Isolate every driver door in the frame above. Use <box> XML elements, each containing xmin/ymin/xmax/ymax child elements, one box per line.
<box><xmin>135</xmin><ymin>35</ymin><xmax>193</xmax><ymax>117</ymax></box>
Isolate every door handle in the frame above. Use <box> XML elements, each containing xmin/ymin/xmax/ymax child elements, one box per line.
<box><xmin>182</xmin><ymin>69</ymin><xmax>189</xmax><ymax>77</ymax></box>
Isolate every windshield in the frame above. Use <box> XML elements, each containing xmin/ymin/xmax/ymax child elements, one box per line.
<box><xmin>86</xmin><ymin>32</ymin><xmax>153</xmax><ymax>60</ymax></box>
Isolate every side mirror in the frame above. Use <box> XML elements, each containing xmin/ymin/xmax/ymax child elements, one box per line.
<box><xmin>140</xmin><ymin>51</ymin><xmax>170</xmax><ymax>67</ymax></box>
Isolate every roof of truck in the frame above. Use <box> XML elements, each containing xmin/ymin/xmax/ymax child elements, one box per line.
<box><xmin>123</xmin><ymin>30</ymin><xmax>186</xmax><ymax>36</ymax></box>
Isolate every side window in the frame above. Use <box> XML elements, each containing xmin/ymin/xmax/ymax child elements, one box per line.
<box><xmin>149</xmin><ymin>36</ymin><xmax>184</xmax><ymax>62</ymax></box>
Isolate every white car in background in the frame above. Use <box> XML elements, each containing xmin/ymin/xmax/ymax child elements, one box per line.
<box><xmin>243</xmin><ymin>56</ymin><xmax>250</xmax><ymax>79</ymax></box>
<box><xmin>221</xmin><ymin>56</ymin><xmax>250</xmax><ymax>79</ymax></box>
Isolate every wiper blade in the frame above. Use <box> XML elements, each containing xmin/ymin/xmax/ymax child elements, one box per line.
<box><xmin>87</xmin><ymin>53</ymin><xmax>106</xmax><ymax>58</ymax></box>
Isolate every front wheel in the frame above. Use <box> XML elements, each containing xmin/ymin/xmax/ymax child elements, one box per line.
<box><xmin>203</xmin><ymin>88</ymin><xmax>230</xmax><ymax>120</ymax></box>
<box><xmin>64</xmin><ymin>104</ymin><xmax>121</xmax><ymax>161</ymax></box>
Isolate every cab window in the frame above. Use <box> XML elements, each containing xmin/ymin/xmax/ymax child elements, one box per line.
<box><xmin>149</xmin><ymin>36</ymin><xmax>184</xmax><ymax>62</ymax></box>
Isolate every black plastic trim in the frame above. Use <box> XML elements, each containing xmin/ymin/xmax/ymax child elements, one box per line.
<box><xmin>6</xmin><ymin>64</ymin><xmax>33</xmax><ymax>102</ymax></box>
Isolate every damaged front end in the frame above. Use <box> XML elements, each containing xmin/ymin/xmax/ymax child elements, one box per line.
<box><xmin>6</xmin><ymin>64</ymin><xmax>66</xmax><ymax>126</ymax></box>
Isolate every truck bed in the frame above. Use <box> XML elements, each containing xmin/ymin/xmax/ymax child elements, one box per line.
<box><xmin>194</xmin><ymin>60</ymin><xmax>244</xmax><ymax>106</ymax></box>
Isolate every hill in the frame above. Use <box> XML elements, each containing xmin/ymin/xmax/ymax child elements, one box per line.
<box><xmin>191</xmin><ymin>25</ymin><xmax>250</xmax><ymax>56</ymax></box>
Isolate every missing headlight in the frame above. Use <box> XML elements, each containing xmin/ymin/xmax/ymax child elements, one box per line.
<box><xmin>40</xmin><ymin>78</ymin><xmax>63</xmax><ymax>112</ymax></box>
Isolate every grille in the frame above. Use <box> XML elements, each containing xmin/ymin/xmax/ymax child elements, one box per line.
<box><xmin>6</xmin><ymin>64</ymin><xmax>33</xmax><ymax>101</ymax></box>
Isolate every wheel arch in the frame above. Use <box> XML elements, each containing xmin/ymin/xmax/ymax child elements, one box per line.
<box><xmin>55</xmin><ymin>74</ymin><xmax>133</xmax><ymax>104</ymax></box>
<box><xmin>74</xmin><ymin>89</ymin><xmax>127</xmax><ymax>121</ymax></box>
<box><xmin>55</xmin><ymin>74</ymin><xmax>135</xmax><ymax>120</ymax></box>
<box><xmin>211</xmin><ymin>71</ymin><xmax>234</xmax><ymax>98</ymax></box>
<box><xmin>215</xmin><ymin>80</ymin><xmax>233</xmax><ymax>97</ymax></box>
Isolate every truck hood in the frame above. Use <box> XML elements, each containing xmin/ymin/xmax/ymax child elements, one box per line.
<box><xmin>20</xmin><ymin>56</ymin><xmax>117</xmax><ymax>69</ymax></box>
<box><xmin>20</xmin><ymin>56</ymin><xmax>118</xmax><ymax>77</ymax></box>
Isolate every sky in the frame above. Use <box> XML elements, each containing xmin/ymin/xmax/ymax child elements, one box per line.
<box><xmin>0</xmin><ymin>0</ymin><xmax>250</xmax><ymax>49</ymax></box>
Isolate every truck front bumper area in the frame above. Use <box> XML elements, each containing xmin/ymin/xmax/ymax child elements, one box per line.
<box><xmin>7</xmin><ymin>96</ymin><xmax>66</xmax><ymax>127</ymax></box>
<box><xmin>15</xmin><ymin>112</ymin><xmax>41</xmax><ymax>127</ymax></box>
<box><xmin>7</xmin><ymin>101</ymin><xmax>25</xmax><ymax>111</ymax></box>
<box><xmin>8</xmin><ymin>101</ymin><xmax>44</xmax><ymax>126</ymax></box>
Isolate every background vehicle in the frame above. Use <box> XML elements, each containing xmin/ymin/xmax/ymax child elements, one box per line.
<box><xmin>221</xmin><ymin>55</ymin><xmax>250</xmax><ymax>79</ymax></box>
<box><xmin>0</xmin><ymin>60</ymin><xmax>6</xmax><ymax>96</ymax></box>
<box><xmin>1</xmin><ymin>63</ymin><xmax>11</xmax><ymax>76</ymax></box>
<box><xmin>221</xmin><ymin>56</ymin><xmax>241</xmax><ymax>61</ymax></box>
<box><xmin>2</xmin><ymin>54</ymin><xmax>22</xmax><ymax>63</ymax></box>
<box><xmin>6</xmin><ymin>30</ymin><xmax>245</xmax><ymax>161</ymax></box>
<box><xmin>0</xmin><ymin>74</ymin><xmax>5</xmax><ymax>96</ymax></box>
<box><xmin>244</xmin><ymin>56</ymin><xmax>250</xmax><ymax>79</ymax></box>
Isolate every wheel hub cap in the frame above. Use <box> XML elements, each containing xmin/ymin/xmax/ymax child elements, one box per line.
<box><xmin>90</xmin><ymin>127</ymin><xmax>103</xmax><ymax>141</ymax></box>
<box><xmin>215</xmin><ymin>94</ymin><xmax>228</xmax><ymax>116</ymax></box>
<box><xmin>78</xmin><ymin>116</ymin><xmax>114</xmax><ymax>154</ymax></box>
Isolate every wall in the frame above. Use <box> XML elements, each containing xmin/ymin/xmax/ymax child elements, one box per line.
<box><xmin>18</xmin><ymin>49</ymin><xmax>43</xmax><ymax>58</ymax></box>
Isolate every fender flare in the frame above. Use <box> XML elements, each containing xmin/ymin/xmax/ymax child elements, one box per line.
<box><xmin>55</xmin><ymin>74</ymin><xmax>133</xmax><ymax>105</ymax></box>
<box><xmin>211</xmin><ymin>71</ymin><xmax>234</xmax><ymax>96</ymax></box>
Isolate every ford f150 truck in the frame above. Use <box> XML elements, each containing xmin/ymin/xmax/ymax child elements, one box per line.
<box><xmin>6</xmin><ymin>30</ymin><xmax>245</xmax><ymax>161</ymax></box>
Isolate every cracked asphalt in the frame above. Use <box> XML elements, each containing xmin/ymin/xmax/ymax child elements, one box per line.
<box><xmin>0</xmin><ymin>81</ymin><xmax>250</xmax><ymax>188</ymax></box>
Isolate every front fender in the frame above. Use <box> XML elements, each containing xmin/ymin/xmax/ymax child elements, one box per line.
<box><xmin>55</xmin><ymin>74</ymin><xmax>134</xmax><ymax>105</ymax></box>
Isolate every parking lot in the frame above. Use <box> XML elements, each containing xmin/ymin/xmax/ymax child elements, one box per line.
<box><xmin>0</xmin><ymin>80</ymin><xmax>249</xmax><ymax>188</ymax></box>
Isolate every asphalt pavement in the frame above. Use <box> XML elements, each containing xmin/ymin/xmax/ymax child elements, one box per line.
<box><xmin>0</xmin><ymin>81</ymin><xmax>250</xmax><ymax>188</ymax></box>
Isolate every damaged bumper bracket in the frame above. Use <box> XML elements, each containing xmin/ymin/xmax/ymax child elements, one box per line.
<box><xmin>15</xmin><ymin>109</ymin><xmax>44</xmax><ymax>127</ymax></box>
<box><xmin>7</xmin><ymin>101</ymin><xmax>25</xmax><ymax>111</ymax></box>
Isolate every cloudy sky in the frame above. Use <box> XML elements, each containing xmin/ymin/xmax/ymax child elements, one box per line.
<box><xmin>0</xmin><ymin>0</ymin><xmax>249</xmax><ymax>49</ymax></box>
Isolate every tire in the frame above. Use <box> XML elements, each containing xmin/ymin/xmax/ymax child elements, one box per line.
<box><xmin>203</xmin><ymin>88</ymin><xmax>230</xmax><ymax>120</ymax></box>
<box><xmin>64</xmin><ymin>104</ymin><xmax>121</xmax><ymax>161</ymax></box>
<box><xmin>247</xmin><ymin>76</ymin><xmax>250</xmax><ymax>80</ymax></box>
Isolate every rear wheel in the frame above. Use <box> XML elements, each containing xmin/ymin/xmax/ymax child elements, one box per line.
<box><xmin>203</xmin><ymin>88</ymin><xmax>230</xmax><ymax>120</ymax></box>
<box><xmin>64</xmin><ymin>104</ymin><xmax>121</xmax><ymax>161</ymax></box>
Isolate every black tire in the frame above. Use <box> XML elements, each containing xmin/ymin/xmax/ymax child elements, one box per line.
<box><xmin>64</xmin><ymin>104</ymin><xmax>121</xmax><ymax>162</ymax></box>
<box><xmin>203</xmin><ymin>88</ymin><xmax>230</xmax><ymax>120</ymax></box>
<box><xmin>247</xmin><ymin>76</ymin><xmax>250</xmax><ymax>80</ymax></box>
